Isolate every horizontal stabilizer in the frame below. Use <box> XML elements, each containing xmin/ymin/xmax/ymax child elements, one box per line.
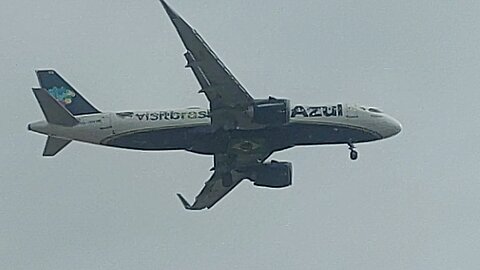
<box><xmin>32</xmin><ymin>88</ymin><xmax>79</xmax><ymax>126</ymax></box>
<box><xmin>43</xmin><ymin>136</ymin><xmax>71</xmax><ymax>156</ymax></box>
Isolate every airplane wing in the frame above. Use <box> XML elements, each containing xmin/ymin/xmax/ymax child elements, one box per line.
<box><xmin>160</xmin><ymin>1</ymin><xmax>255</xmax><ymax>129</ymax></box>
<box><xmin>177</xmin><ymin>171</ymin><xmax>243</xmax><ymax>210</ymax></box>
<box><xmin>177</xmin><ymin>151</ymin><xmax>272</xmax><ymax>210</ymax></box>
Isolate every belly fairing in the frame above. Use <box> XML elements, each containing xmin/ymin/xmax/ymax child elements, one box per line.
<box><xmin>102</xmin><ymin>121</ymin><xmax>380</xmax><ymax>154</ymax></box>
<box><xmin>103</xmin><ymin>124</ymin><xmax>212</xmax><ymax>151</ymax></box>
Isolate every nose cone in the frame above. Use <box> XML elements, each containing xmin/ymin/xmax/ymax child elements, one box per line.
<box><xmin>382</xmin><ymin>116</ymin><xmax>402</xmax><ymax>138</ymax></box>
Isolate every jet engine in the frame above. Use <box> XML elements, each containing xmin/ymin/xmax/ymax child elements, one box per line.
<box><xmin>249</xmin><ymin>97</ymin><xmax>290</xmax><ymax>126</ymax></box>
<box><xmin>249</xmin><ymin>161</ymin><xmax>292</xmax><ymax>188</ymax></box>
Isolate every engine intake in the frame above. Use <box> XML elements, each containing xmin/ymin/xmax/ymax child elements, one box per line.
<box><xmin>250</xmin><ymin>97</ymin><xmax>290</xmax><ymax>126</ymax></box>
<box><xmin>249</xmin><ymin>161</ymin><xmax>292</xmax><ymax>188</ymax></box>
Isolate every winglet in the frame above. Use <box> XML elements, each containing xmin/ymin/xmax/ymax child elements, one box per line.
<box><xmin>159</xmin><ymin>0</ymin><xmax>181</xmax><ymax>21</ymax></box>
<box><xmin>176</xmin><ymin>193</ymin><xmax>193</xmax><ymax>210</ymax></box>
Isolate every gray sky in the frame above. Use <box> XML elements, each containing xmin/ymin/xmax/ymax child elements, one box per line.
<box><xmin>1</xmin><ymin>0</ymin><xmax>480</xmax><ymax>269</ymax></box>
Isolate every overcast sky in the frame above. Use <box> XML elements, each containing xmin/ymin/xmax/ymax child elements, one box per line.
<box><xmin>1</xmin><ymin>0</ymin><xmax>480</xmax><ymax>269</ymax></box>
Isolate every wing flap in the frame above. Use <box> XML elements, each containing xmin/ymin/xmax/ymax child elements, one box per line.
<box><xmin>184</xmin><ymin>51</ymin><xmax>210</xmax><ymax>88</ymax></box>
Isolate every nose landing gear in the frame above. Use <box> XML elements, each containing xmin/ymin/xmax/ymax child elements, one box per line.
<box><xmin>348</xmin><ymin>142</ymin><xmax>358</xmax><ymax>160</ymax></box>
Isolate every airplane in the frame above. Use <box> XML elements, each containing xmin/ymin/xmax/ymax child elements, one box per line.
<box><xmin>27</xmin><ymin>0</ymin><xmax>402</xmax><ymax>210</ymax></box>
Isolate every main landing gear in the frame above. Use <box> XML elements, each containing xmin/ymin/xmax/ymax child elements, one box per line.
<box><xmin>348</xmin><ymin>142</ymin><xmax>358</xmax><ymax>161</ymax></box>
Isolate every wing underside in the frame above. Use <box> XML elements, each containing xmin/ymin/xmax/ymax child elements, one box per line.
<box><xmin>177</xmin><ymin>171</ymin><xmax>244</xmax><ymax>210</ymax></box>
<box><xmin>159</xmin><ymin>1</ymin><xmax>256</xmax><ymax>130</ymax></box>
<box><xmin>160</xmin><ymin>1</ymin><xmax>271</xmax><ymax>210</ymax></box>
<box><xmin>177</xmin><ymin>151</ymin><xmax>273</xmax><ymax>210</ymax></box>
<box><xmin>160</xmin><ymin>0</ymin><xmax>253</xmax><ymax>109</ymax></box>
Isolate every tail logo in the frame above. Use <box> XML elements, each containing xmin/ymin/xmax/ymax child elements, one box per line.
<box><xmin>47</xmin><ymin>87</ymin><xmax>76</xmax><ymax>105</ymax></box>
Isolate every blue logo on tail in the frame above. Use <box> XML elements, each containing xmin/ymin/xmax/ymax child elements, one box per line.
<box><xmin>47</xmin><ymin>86</ymin><xmax>76</xmax><ymax>105</ymax></box>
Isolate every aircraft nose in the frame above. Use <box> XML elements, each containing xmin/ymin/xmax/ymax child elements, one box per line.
<box><xmin>393</xmin><ymin>118</ymin><xmax>402</xmax><ymax>134</ymax></box>
<box><xmin>383</xmin><ymin>116</ymin><xmax>402</xmax><ymax>138</ymax></box>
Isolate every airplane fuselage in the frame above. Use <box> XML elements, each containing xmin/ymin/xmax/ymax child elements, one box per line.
<box><xmin>29</xmin><ymin>102</ymin><xmax>401</xmax><ymax>156</ymax></box>
<box><xmin>27</xmin><ymin>1</ymin><xmax>403</xmax><ymax>209</ymax></box>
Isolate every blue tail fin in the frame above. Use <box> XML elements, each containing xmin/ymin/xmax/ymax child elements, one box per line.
<box><xmin>36</xmin><ymin>70</ymin><xmax>100</xmax><ymax>116</ymax></box>
<box><xmin>32</xmin><ymin>88</ymin><xmax>79</xmax><ymax>126</ymax></box>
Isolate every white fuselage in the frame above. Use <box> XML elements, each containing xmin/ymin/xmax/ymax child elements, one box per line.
<box><xmin>28</xmin><ymin>103</ymin><xmax>401</xmax><ymax>154</ymax></box>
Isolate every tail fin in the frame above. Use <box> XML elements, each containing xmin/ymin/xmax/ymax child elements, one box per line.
<box><xmin>43</xmin><ymin>136</ymin><xmax>72</xmax><ymax>157</ymax></box>
<box><xmin>32</xmin><ymin>88</ymin><xmax>79</xmax><ymax>126</ymax></box>
<box><xmin>36</xmin><ymin>70</ymin><xmax>100</xmax><ymax>116</ymax></box>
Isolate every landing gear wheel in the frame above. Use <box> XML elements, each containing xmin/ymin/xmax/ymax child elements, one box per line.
<box><xmin>222</xmin><ymin>173</ymin><xmax>233</xmax><ymax>187</ymax></box>
<box><xmin>350</xmin><ymin>150</ymin><xmax>358</xmax><ymax>160</ymax></box>
<box><xmin>347</xmin><ymin>142</ymin><xmax>358</xmax><ymax>161</ymax></box>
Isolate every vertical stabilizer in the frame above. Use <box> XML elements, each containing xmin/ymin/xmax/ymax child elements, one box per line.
<box><xmin>36</xmin><ymin>70</ymin><xmax>100</xmax><ymax>116</ymax></box>
<box><xmin>43</xmin><ymin>136</ymin><xmax>71</xmax><ymax>156</ymax></box>
<box><xmin>32</xmin><ymin>88</ymin><xmax>79</xmax><ymax>126</ymax></box>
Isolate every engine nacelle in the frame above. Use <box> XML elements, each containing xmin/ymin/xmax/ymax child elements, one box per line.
<box><xmin>250</xmin><ymin>161</ymin><xmax>292</xmax><ymax>188</ymax></box>
<box><xmin>249</xmin><ymin>97</ymin><xmax>290</xmax><ymax>126</ymax></box>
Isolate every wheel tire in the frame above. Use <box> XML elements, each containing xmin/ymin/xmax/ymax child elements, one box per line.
<box><xmin>350</xmin><ymin>150</ymin><xmax>358</xmax><ymax>160</ymax></box>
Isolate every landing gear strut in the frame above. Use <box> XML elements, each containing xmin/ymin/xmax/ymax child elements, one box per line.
<box><xmin>348</xmin><ymin>142</ymin><xmax>358</xmax><ymax>161</ymax></box>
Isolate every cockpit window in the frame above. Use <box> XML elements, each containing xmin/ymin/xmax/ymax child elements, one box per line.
<box><xmin>368</xmin><ymin>107</ymin><xmax>383</xmax><ymax>113</ymax></box>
